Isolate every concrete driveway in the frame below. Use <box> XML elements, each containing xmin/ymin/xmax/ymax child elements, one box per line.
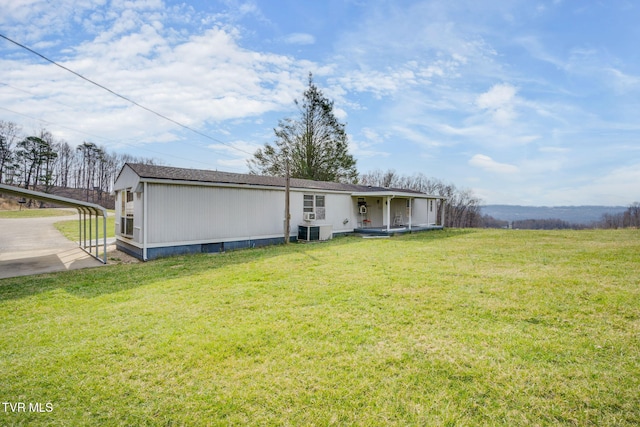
<box><xmin>0</xmin><ymin>212</ymin><xmax>105</xmax><ymax>279</ymax></box>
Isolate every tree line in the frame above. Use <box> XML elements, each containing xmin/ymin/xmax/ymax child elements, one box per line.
<box><xmin>359</xmin><ymin>169</ymin><xmax>483</xmax><ymax>228</ymax></box>
<box><xmin>477</xmin><ymin>203</ymin><xmax>640</xmax><ymax>230</ymax></box>
<box><xmin>596</xmin><ymin>203</ymin><xmax>640</xmax><ymax>229</ymax></box>
<box><xmin>0</xmin><ymin>120</ymin><xmax>156</xmax><ymax>206</ymax></box>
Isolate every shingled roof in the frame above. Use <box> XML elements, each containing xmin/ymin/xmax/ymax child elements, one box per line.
<box><xmin>125</xmin><ymin>163</ymin><xmax>431</xmax><ymax>196</ymax></box>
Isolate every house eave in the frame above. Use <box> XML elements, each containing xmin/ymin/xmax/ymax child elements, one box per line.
<box><xmin>136</xmin><ymin>177</ymin><xmax>355</xmax><ymax>195</ymax></box>
<box><xmin>351</xmin><ymin>191</ymin><xmax>445</xmax><ymax>199</ymax></box>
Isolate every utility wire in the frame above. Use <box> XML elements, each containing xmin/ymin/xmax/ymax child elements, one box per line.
<box><xmin>0</xmin><ymin>32</ymin><xmax>254</xmax><ymax>156</ymax></box>
<box><xmin>0</xmin><ymin>105</ymin><xmax>247</xmax><ymax>172</ymax></box>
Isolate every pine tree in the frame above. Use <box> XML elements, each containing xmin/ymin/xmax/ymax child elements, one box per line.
<box><xmin>248</xmin><ymin>73</ymin><xmax>357</xmax><ymax>183</ymax></box>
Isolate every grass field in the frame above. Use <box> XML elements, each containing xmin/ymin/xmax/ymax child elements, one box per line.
<box><xmin>54</xmin><ymin>216</ymin><xmax>116</xmax><ymax>240</ymax></box>
<box><xmin>1</xmin><ymin>229</ymin><xmax>638</xmax><ymax>425</ymax></box>
<box><xmin>0</xmin><ymin>208</ymin><xmax>75</xmax><ymax>218</ymax></box>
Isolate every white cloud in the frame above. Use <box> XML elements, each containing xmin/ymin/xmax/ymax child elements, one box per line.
<box><xmin>606</xmin><ymin>67</ymin><xmax>640</xmax><ymax>93</ymax></box>
<box><xmin>206</xmin><ymin>139</ymin><xmax>263</xmax><ymax>170</ymax></box>
<box><xmin>348</xmin><ymin>139</ymin><xmax>390</xmax><ymax>158</ymax></box>
<box><xmin>469</xmin><ymin>154</ymin><xmax>519</xmax><ymax>174</ymax></box>
<box><xmin>476</xmin><ymin>83</ymin><xmax>518</xmax><ymax>126</ymax></box>
<box><xmin>0</xmin><ymin>9</ymin><xmax>313</xmax><ymax>150</ymax></box>
<box><xmin>539</xmin><ymin>146</ymin><xmax>569</xmax><ymax>153</ymax></box>
<box><xmin>282</xmin><ymin>33</ymin><xmax>315</xmax><ymax>45</ymax></box>
<box><xmin>362</xmin><ymin>127</ymin><xmax>383</xmax><ymax>143</ymax></box>
<box><xmin>541</xmin><ymin>162</ymin><xmax>640</xmax><ymax>206</ymax></box>
<box><xmin>336</xmin><ymin>67</ymin><xmax>416</xmax><ymax>98</ymax></box>
<box><xmin>392</xmin><ymin>125</ymin><xmax>443</xmax><ymax>148</ymax></box>
<box><xmin>476</xmin><ymin>83</ymin><xmax>517</xmax><ymax>109</ymax></box>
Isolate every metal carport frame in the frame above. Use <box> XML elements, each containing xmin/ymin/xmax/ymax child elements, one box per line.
<box><xmin>0</xmin><ymin>184</ymin><xmax>108</xmax><ymax>264</ymax></box>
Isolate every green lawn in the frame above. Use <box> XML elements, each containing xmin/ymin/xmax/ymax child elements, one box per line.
<box><xmin>1</xmin><ymin>229</ymin><xmax>638</xmax><ymax>426</ymax></box>
<box><xmin>0</xmin><ymin>208</ymin><xmax>75</xmax><ymax>218</ymax></box>
<box><xmin>54</xmin><ymin>216</ymin><xmax>116</xmax><ymax>240</ymax></box>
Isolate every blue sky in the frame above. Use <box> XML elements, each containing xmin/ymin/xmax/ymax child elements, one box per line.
<box><xmin>1</xmin><ymin>0</ymin><xmax>639</xmax><ymax>205</ymax></box>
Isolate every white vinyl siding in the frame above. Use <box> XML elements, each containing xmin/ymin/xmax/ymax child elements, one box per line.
<box><xmin>146</xmin><ymin>184</ymin><xmax>285</xmax><ymax>244</ymax></box>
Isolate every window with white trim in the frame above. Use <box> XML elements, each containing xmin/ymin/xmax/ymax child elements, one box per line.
<box><xmin>120</xmin><ymin>189</ymin><xmax>134</xmax><ymax>237</ymax></box>
<box><xmin>303</xmin><ymin>194</ymin><xmax>326</xmax><ymax>220</ymax></box>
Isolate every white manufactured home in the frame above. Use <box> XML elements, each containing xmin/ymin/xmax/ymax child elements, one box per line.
<box><xmin>113</xmin><ymin>163</ymin><xmax>446</xmax><ymax>260</ymax></box>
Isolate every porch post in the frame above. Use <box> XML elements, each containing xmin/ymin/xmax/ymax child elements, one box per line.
<box><xmin>408</xmin><ymin>198</ymin><xmax>412</xmax><ymax>230</ymax></box>
<box><xmin>440</xmin><ymin>199</ymin><xmax>446</xmax><ymax>227</ymax></box>
<box><xmin>386</xmin><ymin>196</ymin><xmax>391</xmax><ymax>232</ymax></box>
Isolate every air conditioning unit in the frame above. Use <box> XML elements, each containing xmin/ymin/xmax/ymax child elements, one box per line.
<box><xmin>298</xmin><ymin>224</ymin><xmax>333</xmax><ymax>242</ymax></box>
<box><xmin>303</xmin><ymin>212</ymin><xmax>316</xmax><ymax>221</ymax></box>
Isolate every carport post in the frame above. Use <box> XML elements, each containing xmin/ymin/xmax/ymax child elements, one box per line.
<box><xmin>95</xmin><ymin>210</ymin><xmax>99</xmax><ymax>258</ymax></box>
<box><xmin>103</xmin><ymin>211</ymin><xmax>107</xmax><ymax>264</ymax></box>
<box><xmin>83</xmin><ymin>210</ymin><xmax>87</xmax><ymax>249</ymax></box>
<box><xmin>89</xmin><ymin>210</ymin><xmax>92</xmax><ymax>254</ymax></box>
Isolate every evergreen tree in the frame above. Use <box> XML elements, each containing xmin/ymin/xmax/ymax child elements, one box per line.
<box><xmin>248</xmin><ymin>73</ymin><xmax>357</xmax><ymax>183</ymax></box>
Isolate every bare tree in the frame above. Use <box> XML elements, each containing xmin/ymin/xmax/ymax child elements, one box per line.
<box><xmin>360</xmin><ymin>169</ymin><xmax>483</xmax><ymax>227</ymax></box>
<box><xmin>76</xmin><ymin>142</ymin><xmax>99</xmax><ymax>201</ymax></box>
<box><xmin>0</xmin><ymin>120</ymin><xmax>21</xmax><ymax>184</ymax></box>
<box><xmin>1</xmin><ymin>117</ymin><xmax>157</xmax><ymax>208</ymax></box>
<box><xmin>37</xmin><ymin>129</ymin><xmax>59</xmax><ymax>195</ymax></box>
<box><xmin>56</xmin><ymin>141</ymin><xmax>75</xmax><ymax>188</ymax></box>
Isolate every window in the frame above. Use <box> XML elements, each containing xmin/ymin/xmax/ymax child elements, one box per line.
<box><xmin>121</xmin><ymin>217</ymin><xmax>134</xmax><ymax>236</ymax></box>
<box><xmin>120</xmin><ymin>189</ymin><xmax>134</xmax><ymax>237</ymax></box>
<box><xmin>430</xmin><ymin>200</ymin><xmax>434</xmax><ymax>212</ymax></box>
<box><xmin>303</xmin><ymin>194</ymin><xmax>326</xmax><ymax>220</ymax></box>
<box><xmin>303</xmin><ymin>195</ymin><xmax>314</xmax><ymax>213</ymax></box>
<box><xmin>315</xmin><ymin>195</ymin><xmax>325</xmax><ymax>220</ymax></box>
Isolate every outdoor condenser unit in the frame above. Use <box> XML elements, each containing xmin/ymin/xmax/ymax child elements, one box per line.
<box><xmin>298</xmin><ymin>224</ymin><xmax>333</xmax><ymax>242</ymax></box>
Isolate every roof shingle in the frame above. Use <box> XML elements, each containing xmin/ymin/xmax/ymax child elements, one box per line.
<box><xmin>126</xmin><ymin>163</ymin><xmax>431</xmax><ymax>196</ymax></box>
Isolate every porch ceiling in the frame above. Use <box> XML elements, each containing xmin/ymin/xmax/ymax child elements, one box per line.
<box><xmin>351</xmin><ymin>191</ymin><xmax>445</xmax><ymax>199</ymax></box>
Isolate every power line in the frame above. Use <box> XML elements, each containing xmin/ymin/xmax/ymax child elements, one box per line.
<box><xmin>0</xmin><ymin>32</ymin><xmax>254</xmax><ymax>156</ymax></box>
<box><xmin>0</xmin><ymin>105</ymin><xmax>245</xmax><ymax>171</ymax></box>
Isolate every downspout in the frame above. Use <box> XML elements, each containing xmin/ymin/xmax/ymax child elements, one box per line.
<box><xmin>143</xmin><ymin>181</ymin><xmax>148</xmax><ymax>261</ymax></box>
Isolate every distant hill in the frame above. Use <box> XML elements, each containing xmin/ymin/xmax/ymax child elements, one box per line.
<box><xmin>481</xmin><ymin>205</ymin><xmax>628</xmax><ymax>225</ymax></box>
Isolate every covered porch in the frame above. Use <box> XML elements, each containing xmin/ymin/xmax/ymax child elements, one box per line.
<box><xmin>353</xmin><ymin>224</ymin><xmax>444</xmax><ymax>236</ymax></box>
<box><xmin>351</xmin><ymin>190</ymin><xmax>446</xmax><ymax>234</ymax></box>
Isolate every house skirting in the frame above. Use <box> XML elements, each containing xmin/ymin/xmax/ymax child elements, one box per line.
<box><xmin>116</xmin><ymin>236</ymin><xmax>297</xmax><ymax>261</ymax></box>
<box><xmin>353</xmin><ymin>225</ymin><xmax>444</xmax><ymax>236</ymax></box>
